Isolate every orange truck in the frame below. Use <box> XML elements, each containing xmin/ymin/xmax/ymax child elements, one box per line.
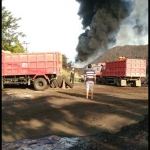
<box><xmin>100</xmin><ymin>58</ymin><xmax>146</xmax><ymax>87</ymax></box>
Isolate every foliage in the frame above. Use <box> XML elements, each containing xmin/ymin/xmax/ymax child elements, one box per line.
<box><xmin>10</xmin><ymin>39</ymin><xmax>25</xmax><ymax>53</ymax></box>
<box><xmin>2</xmin><ymin>6</ymin><xmax>26</xmax><ymax>53</ymax></box>
<box><xmin>62</xmin><ymin>69</ymin><xmax>70</xmax><ymax>77</ymax></box>
<box><xmin>62</xmin><ymin>54</ymin><xmax>75</xmax><ymax>69</ymax></box>
<box><xmin>62</xmin><ymin>54</ymin><xmax>79</xmax><ymax>79</ymax></box>
<box><xmin>67</xmin><ymin>61</ymin><xmax>74</xmax><ymax>67</ymax></box>
<box><xmin>62</xmin><ymin>54</ymin><xmax>68</xmax><ymax>69</ymax></box>
<box><xmin>62</xmin><ymin>68</ymin><xmax>80</xmax><ymax>78</ymax></box>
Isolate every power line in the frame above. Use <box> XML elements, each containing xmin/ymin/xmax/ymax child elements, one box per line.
<box><xmin>22</xmin><ymin>41</ymin><xmax>30</xmax><ymax>52</ymax></box>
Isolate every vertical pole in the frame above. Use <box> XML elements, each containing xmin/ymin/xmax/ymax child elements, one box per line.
<box><xmin>22</xmin><ymin>41</ymin><xmax>30</xmax><ymax>52</ymax></box>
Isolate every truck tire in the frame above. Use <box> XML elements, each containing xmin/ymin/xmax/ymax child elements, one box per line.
<box><xmin>116</xmin><ymin>78</ymin><xmax>121</xmax><ymax>87</ymax></box>
<box><xmin>101</xmin><ymin>77</ymin><xmax>106</xmax><ymax>85</ymax></box>
<box><xmin>51</xmin><ymin>79</ymin><xmax>58</xmax><ymax>88</ymax></box>
<box><xmin>56</xmin><ymin>76</ymin><xmax>63</xmax><ymax>87</ymax></box>
<box><xmin>96</xmin><ymin>77</ymin><xmax>100</xmax><ymax>84</ymax></box>
<box><xmin>131</xmin><ymin>81</ymin><xmax>136</xmax><ymax>87</ymax></box>
<box><xmin>62</xmin><ymin>75</ymin><xmax>73</xmax><ymax>88</ymax></box>
<box><xmin>106</xmin><ymin>80</ymin><xmax>110</xmax><ymax>85</ymax></box>
<box><xmin>33</xmin><ymin>77</ymin><xmax>48</xmax><ymax>91</ymax></box>
<box><xmin>50</xmin><ymin>81</ymin><xmax>55</xmax><ymax>88</ymax></box>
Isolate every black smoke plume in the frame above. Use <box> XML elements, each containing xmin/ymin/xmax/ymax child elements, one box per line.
<box><xmin>75</xmin><ymin>0</ymin><xmax>134</xmax><ymax>62</ymax></box>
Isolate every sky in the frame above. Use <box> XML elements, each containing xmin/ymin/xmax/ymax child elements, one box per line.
<box><xmin>2</xmin><ymin>0</ymin><xmax>148</xmax><ymax>67</ymax></box>
<box><xmin>2</xmin><ymin>0</ymin><xmax>84</xmax><ymax>62</ymax></box>
<box><xmin>113</xmin><ymin>0</ymin><xmax>148</xmax><ymax>47</ymax></box>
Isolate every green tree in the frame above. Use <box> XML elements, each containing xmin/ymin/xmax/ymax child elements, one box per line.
<box><xmin>62</xmin><ymin>54</ymin><xmax>68</xmax><ymax>69</ymax></box>
<box><xmin>68</xmin><ymin>61</ymin><xmax>74</xmax><ymax>67</ymax></box>
<box><xmin>11</xmin><ymin>39</ymin><xmax>25</xmax><ymax>53</ymax></box>
<box><xmin>2</xmin><ymin>6</ymin><xmax>26</xmax><ymax>52</ymax></box>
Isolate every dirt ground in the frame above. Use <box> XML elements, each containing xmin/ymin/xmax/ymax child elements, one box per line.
<box><xmin>2</xmin><ymin>83</ymin><xmax>148</xmax><ymax>149</ymax></box>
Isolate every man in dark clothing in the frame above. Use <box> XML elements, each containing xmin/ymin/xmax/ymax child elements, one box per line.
<box><xmin>101</xmin><ymin>64</ymin><xmax>105</xmax><ymax>73</ymax></box>
<box><xmin>70</xmin><ymin>68</ymin><xmax>75</xmax><ymax>84</ymax></box>
<box><xmin>84</xmin><ymin>64</ymin><xmax>96</xmax><ymax>99</ymax></box>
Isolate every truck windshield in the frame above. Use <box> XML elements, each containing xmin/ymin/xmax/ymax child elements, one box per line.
<box><xmin>93</xmin><ymin>66</ymin><xmax>100</xmax><ymax>71</ymax></box>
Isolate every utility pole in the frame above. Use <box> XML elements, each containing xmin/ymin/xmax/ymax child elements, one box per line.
<box><xmin>22</xmin><ymin>41</ymin><xmax>30</xmax><ymax>52</ymax></box>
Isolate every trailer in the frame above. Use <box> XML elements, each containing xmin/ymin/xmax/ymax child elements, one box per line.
<box><xmin>100</xmin><ymin>58</ymin><xmax>146</xmax><ymax>87</ymax></box>
<box><xmin>2</xmin><ymin>51</ymin><xmax>73</xmax><ymax>90</ymax></box>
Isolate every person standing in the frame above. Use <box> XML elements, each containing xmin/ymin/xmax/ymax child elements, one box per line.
<box><xmin>101</xmin><ymin>64</ymin><xmax>105</xmax><ymax>73</ymax></box>
<box><xmin>100</xmin><ymin>64</ymin><xmax>104</xmax><ymax>78</ymax></box>
<box><xmin>70</xmin><ymin>68</ymin><xmax>75</xmax><ymax>84</ymax></box>
<box><xmin>84</xmin><ymin>64</ymin><xmax>96</xmax><ymax>99</ymax></box>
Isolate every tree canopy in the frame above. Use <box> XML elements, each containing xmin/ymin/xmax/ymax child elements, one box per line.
<box><xmin>62</xmin><ymin>54</ymin><xmax>74</xmax><ymax>69</ymax></box>
<box><xmin>2</xmin><ymin>6</ymin><xmax>26</xmax><ymax>53</ymax></box>
<box><xmin>62</xmin><ymin>54</ymin><xmax>68</xmax><ymax>69</ymax></box>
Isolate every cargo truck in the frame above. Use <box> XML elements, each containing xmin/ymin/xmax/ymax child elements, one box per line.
<box><xmin>2</xmin><ymin>51</ymin><xmax>73</xmax><ymax>90</ymax></box>
<box><xmin>100</xmin><ymin>58</ymin><xmax>146</xmax><ymax>87</ymax></box>
<box><xmin>91</xmin><ymin>63</ymin><xmax>105</xmax><ymax>83</ymax></box>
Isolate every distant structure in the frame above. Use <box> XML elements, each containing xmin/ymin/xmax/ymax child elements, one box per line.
<box><xmin>22</xmin><ymin>41</ymin><xmax>30</xmax><ymax>52</ymax></box>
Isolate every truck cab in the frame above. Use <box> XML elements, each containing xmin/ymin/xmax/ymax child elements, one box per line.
<box><xmin>92</xmin><ymin>63</ymin><xmax>105</xmax><ymax>83</ymax></box>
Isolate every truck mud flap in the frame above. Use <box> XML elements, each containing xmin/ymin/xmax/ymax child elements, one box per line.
<box><xmin>131</xmin><ymin>80</ymin><xmax>141</xmax><ymax>87</ymax></box>
<box><xmin>116</xmin><ymin>79</ymin><xmax>127</xmax><ymax>87</ymax></box>
<box><xmin>120</xmin><ymin>80</ymin><xmax>127</xmax><ymax>86</ymax></box>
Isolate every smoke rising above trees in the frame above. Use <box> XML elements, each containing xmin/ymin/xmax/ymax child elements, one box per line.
<box><xmin>75</xmin><ymin>0</ymin><xmax>148</xmax><ymax>62</ymax></box>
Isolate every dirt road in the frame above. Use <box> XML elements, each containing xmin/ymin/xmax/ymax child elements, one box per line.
<box><xmin>2</xmin><ymin>83</ymin><xmax>148</xmax><ymax>142</ymax></box>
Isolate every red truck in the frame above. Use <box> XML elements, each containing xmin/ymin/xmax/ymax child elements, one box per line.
<box><xmin>100</xmin><ymin>58</ymin><xmax>146</xmax><ymax>87</ymax></box>
<box><xmin>2</xmin><ymin>51</ymin><xmax>73</xmax><ymax>90</ymax></box>
<box><xmin>91</xmin><ymin>63</ymin><xmax>105</xmax><ymax>83</ymax></box>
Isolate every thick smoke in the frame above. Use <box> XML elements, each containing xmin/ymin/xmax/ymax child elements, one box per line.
<box><xmin>114</xmin><ymin>0</ymin><xmax>148</xmax><ymax>46</ymax></box>
<box><xmin>75</xmin><ymin>0</ymin><xmax>148</xmax><ymax>63</ymax></box>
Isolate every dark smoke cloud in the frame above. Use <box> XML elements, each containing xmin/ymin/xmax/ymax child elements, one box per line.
<box><xmin>75</xmin><ymin>0</ymin><xmax>134</xmax><ymax>62</ymax></box>
<box><xmin>113</xmin><ymin>0</ymin><xmax>148</xmax><ymax>47</ymax></box>
<box><xmin>133</xmin><ymin>19</ymin><xmax>144</xmax><ymax>35</ymax></box>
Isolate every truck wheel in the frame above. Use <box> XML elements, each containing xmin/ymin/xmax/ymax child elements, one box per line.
<box><xmin>50</xmin><ymin>81</ymin><xmax>55</xmax><ymax>88</ymax></box>
<box><xmin>106</xmin><ymin>80</ymin><xmax>110</xmax><ymax>85</ymax></box>
<box><xmin>116</xmin><ymin>78</ymin><xmax>121</xmax><ymax>87</ymax></box>
<box><xmin>33</xmin><ymin>78</ymin><xmax>47</xmax><ymax>91</ymax></box>
<box><xmin>101</xmin><ymin>77</ymin><xmax>106</xmax><ymax>85</ymax></box>
<box><xmin>96</xmin><ymin>77</ymin><xmax>100</xmax><ymax>84</ymax></box>
<box><xmin>52</xmin><ymin>79</ymin><xmax>58</xmax><ymax>88</ymax></box>
<box><xmin>63</xmin><ymin>76</ymin><xmax>73</xmax><ymax>88</ymax></box>
<box><xmin>56</xmin><ymin>76</ymin><xmax>63</xmax><ymax>87</ymax></box>
<box><xmin>131</xmin><ymin>81</ymin><xmax>136</xmax><ymax>87</ymax></box>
